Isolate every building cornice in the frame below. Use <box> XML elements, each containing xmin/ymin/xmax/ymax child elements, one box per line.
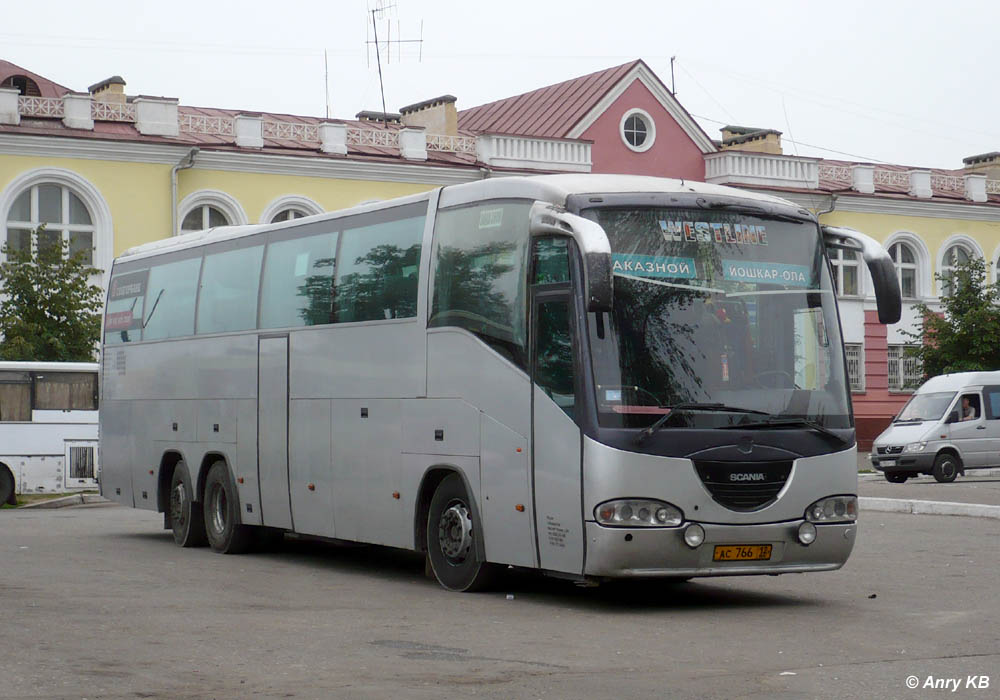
<box><xmin>0</xmin><ymin>133</ymin><xmax>485</xmax><ymax>185</ymax></box>
<box><xmin>748</xmin><ymin>189</ymin><xmax>1000</xmax><ymax>223</ymax></box>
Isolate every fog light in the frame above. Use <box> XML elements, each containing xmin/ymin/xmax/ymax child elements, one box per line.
<box><xmin>683</xmin><ymin>523</ymin><xmax>705</xmax><ymax>549</ymax></box>
<box><xmin>798</xmin><ymin>521</ymin><xmax>817</xmax><ymax>545</ymax></box>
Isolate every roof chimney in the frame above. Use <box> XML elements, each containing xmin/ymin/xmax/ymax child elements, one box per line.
<box><xmin>399</xmin><ymin>95</ymin><xmax>457</xmax><ymax>137</ymax></box>
<box><xmin>720</xmin><ymin>125</ymin><xmax>783</xmax><ymax>155</ymax></box>
<box><xmin>962</xmin><ymin>152</ymin><xmax>1000</xmax><ymax>180</ymax></box>
<box><xmin>88</xmin><ymin>75</ymin><xmax>126</xmax><ymax>104</ymax></box>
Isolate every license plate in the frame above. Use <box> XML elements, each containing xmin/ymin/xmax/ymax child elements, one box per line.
<box><xmin>713</xmin><ymin>544</ymin><xmax>773</xmax><ymax>562</ymax></box>
<box><xmin>880</xmin><ymin>458</ymin><xmax>896</xmax><ymax>467</ymax></box>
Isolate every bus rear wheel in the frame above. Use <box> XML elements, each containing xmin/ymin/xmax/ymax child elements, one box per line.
<box><xmin>169</xmin><ymin>460</ymin><xmax>206</xmax><ymax>547</ymax></box>
<box><xmin>426</xmin><ymin>473</ymin><xmax>496</xmax><ymax>592</ymax></box>
<box><xmin>1</xmin><ymin>464</ymin><xmax>16</xmax><ymax>506</ymax></box>
<box><xmin>204</xmin><ymin>461</ymin><xmax>253</xmax><ymax>554</ymax></box>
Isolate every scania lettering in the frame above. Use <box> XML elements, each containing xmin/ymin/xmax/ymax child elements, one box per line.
<box><xmin>99</xmin><ymin>175</ymin><xmax>901</xmax><ymax>591</ymax></box>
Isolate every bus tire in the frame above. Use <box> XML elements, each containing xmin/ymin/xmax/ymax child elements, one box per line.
<box><xmin>169</xmin><ymin>460</ymin><xmax>207</xmax><ymax>547</ymax></box>
<box><xmin>1</xmin><ymin>464</ymin><xmax>15</xmax><ymax>506</ymax></box>
<box><xmin>203</xmin><ymin>461</ymin><xmax>253</xmax><ymax>554</ymax></box>
<box><xmin>932</xmin><ymin>454</ymin><xmax>959</xmax><ymax>483</ymax></box>
<box><xmin>426</xmin><ymin>473</ymin><xmax>497</xmax><ymax>592</ymax></box>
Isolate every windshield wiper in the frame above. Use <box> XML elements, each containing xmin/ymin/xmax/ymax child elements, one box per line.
<box><xmin>892</xmin><ymin>418</ymin><xmax>923</xmax><ymax>424</ymax></box>
<box><xmin>701</xmin><ymin>201</ymin><xmax>807</xmax><ymax>224</ymax></box>
<box><xmin>634</xmin><ymin>403</ymin><xmax>770</xmax><ymax>445</ymax></box>
<box><xmin>722</xmin><ymin>417</ymin><xmax>849</xmax><ymax>445</ymax></box>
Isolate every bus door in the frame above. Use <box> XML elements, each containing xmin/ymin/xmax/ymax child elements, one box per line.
<box><xmin>529</xmin><ymin>238</ymin><xmax>585</xmax><ymax>574</ymax></box>
<box><xmin>258</xmin><ymin>335</ymin><xmax>293</xmax><ymax>529</ymax></box>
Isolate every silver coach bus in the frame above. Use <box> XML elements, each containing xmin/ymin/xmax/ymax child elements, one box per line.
<box><xmin>100</xmin><ymin>175</ymin><xmax>901</xmax><ymax>591</ymax></box>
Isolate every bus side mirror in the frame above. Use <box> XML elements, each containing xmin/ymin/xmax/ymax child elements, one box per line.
<box><xmin>821</xmin><ymin>225</ymin><xmax>901</xmax><ymax>324</ymax></box>
<box><xmin>529</xmin><ymin>202</ymin><xmax>613</xmax><ymax>311</ymax></box>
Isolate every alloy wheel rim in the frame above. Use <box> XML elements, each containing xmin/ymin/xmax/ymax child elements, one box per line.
<box><xmin>438</xmin><ymin>501</ymin><xmax>473</xmax><ymax>563</ymax></box>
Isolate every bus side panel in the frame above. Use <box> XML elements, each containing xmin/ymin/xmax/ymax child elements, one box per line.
<box><xmin>330</xmin><ymin>398</ymin><xmax>406</xmax><ymax>547</ymax></box>
<box><xmin>288</xmin><ymin>398</ymin><xmax>334</xmax><ymax>538</ymax></box>
<box><xmin>480</xmin><ymin>413</ymin><xmax>534</xmax><ymax>568</ymax></box>
<box><xmin>426</xmin><ymin>330</ymin><xmax>531</xmax><ymax>439</ymax></box>
<box><xmin>290</xmin><ymin>324</ymin><xmax>425</xmax><ymax>400</ymax></box>
<box><xmin>99</xmin><ymin>399</ymin><xmax>134</xmax><ymax>506</ymax></box>
<box><xmin>234</xmin><ymin>399</ymin><xmax>262</xmax><ymax>526</ymax></box>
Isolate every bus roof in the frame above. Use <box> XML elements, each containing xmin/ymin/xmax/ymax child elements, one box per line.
<box><xmin>0</xmin><ymin>361</ymin><xmax>98</xmax><ymax>372</ymax></box>
<box><xmin>915</xmin><ymin>371</ymin><xmax>1000</xmax><ymax>393</ymax></box>
<box><xmin>115</xmin><ymin>174</ymin><xmax>805</xmax><ymax>265</ymax></box>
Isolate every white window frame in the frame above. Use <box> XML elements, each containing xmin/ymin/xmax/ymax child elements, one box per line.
<box><xmin>887</xmin><ymin>344</ymin><xmax>922</xmax><ymax>392</ymax></box>
<box><xmin>829</xmin><ymin>248</ymin><xmax>862</xmax><ymax>297</ymax></box>
<box><xmin>884</xmin><ymin>232</ymin><xmax>930</xmax><ymax>300</ymax></box>
<box><xmin>259</xmin><ymin>195</ymin><xmax>323</xmax><ymax>224</ymax></box>
<box><xmin>619</xmin><ymin>108</ymin><xmax>656</xmax><ymax>153</ymax></box>
<box><xmin>0</xmin><ymin>168</ymin><xmax>113</xmax><ymax>278</ymax></box>
<box><xmin>177</xmin><ymin>190</ymin><xmax>247</xmax><ymax>235</ymax></box>
<box><xmin>844</xmin><ymin>343</ymin><xmax>865</xmax><ymax>393</ymax></box>
<box><xmin>888</xmin><ymin>242</ymin><xmax>918</xmax><ymax>300</ymax></box>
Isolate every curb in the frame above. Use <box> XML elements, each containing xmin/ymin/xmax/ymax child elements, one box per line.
<box><xmin>859</xmin><ymin>468</ymin><xmax>1000</xmax><ymax>480</ymax></box>
<box><xmin>860</xmin><ymin>496</ymin><xmax>1000</xmax><ymax>520</ymax></box>
<box><xmin>18</xmin><ymin>493</ymin><xmax>108</xmax><ymax>509</ymax></box>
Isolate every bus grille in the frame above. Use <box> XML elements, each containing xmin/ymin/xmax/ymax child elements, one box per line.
<box><xmin>693</xmin><ymin>460</ymin><xmax>793</xmax><ymax>512</ymax></box>
<box><xmin>876</xmin><ymin>446</ymin><xmax>903</xmax><ymax>455</ymax></box>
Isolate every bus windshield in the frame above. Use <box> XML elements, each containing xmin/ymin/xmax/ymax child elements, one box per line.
<box><xmin>584</xmin><ymin>207</ymin><xmax>851</xmax><ymax>430</ymax></box>
<box><xmin>894</xmin><ymin>391</ymin><xmax>955</xmax><ymax>422</ymax></box>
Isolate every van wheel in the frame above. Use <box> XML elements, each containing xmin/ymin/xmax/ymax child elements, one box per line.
<box><xmin>426</xmin><ymin>473</ymin><xmax>497</xmax><ymax>592</ymax></box>
<box><xmin>204</xmin><ymin>461</ymin><xmax>253</xmax><ymax>554</ymax></box>
<box><xmin>932</xmin><ymin>454</ymin><xmax>959</xmax><ymax>483</ymax></box>
<box><xmin>169</xmin><ymin>460</ymin><xmax>207</xmax><ymax>547</ymax></box>
<box><xmin>884</xmin><ymin>472</ymin><xmax>909</xmax><ymax>483</ymax></box>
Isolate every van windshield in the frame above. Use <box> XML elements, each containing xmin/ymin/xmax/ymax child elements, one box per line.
<box><xmin>895</xmin><ymin>392</ymin><xmax>956</xmax><ymax>422</ymax></box>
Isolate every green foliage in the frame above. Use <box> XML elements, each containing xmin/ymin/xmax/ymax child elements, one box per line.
<box><xmin>0</xmin><ymin>226</ymin><xmax>104</xmax><ymax>361</ymax></box>
<box><xmin>901</xmin><ymin>256</ymin><xmax>1000</xmax><ymax>381</ymax></box>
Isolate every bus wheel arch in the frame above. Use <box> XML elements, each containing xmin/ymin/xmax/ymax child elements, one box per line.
<box><xmin>414</xmin><ymin>466</ymin><xmax>484</xmax><ymax>558</ymax></box>
<box><xmin>1</xmin><ymin>462</ymin><xmax>16</xmax><ymax>506</ymax></box>
<box><xmin>157</xmin><ymin>451</ymin><xmax>185</xmax><ymax>515</ymax></box>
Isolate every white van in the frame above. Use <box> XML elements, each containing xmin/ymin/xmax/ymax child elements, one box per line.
<box><xmin>871</xmin><ymin>371</ymin><xmax>1000</xmax><ymax>483</ymax></box>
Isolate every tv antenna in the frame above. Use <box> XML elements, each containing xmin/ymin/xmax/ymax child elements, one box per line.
<box><xmin>365</xmin><ymin>1</ymin><xmax>424</xmax><ymax>122</ymax></box>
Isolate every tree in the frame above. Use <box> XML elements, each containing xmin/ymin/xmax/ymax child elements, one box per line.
<box><xmin>0</xmin><ymin>226</ymin><xmax>104</xmax><ymax>361</ymax></box>
<box><xmin>901</xmin><ymin>256</ymin><xmax>1000</xmax><ymax>381</ymax></box>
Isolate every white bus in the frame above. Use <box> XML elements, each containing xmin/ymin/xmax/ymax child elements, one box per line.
<box><xmin>1</xmin><ymin>361</ymin><xmax>100</xmax><ymax>505</ymax></box>
<box><xmin>99</xmin><ymin>175</ymin><xmax>900</xmax><ymax>590</ymax></box>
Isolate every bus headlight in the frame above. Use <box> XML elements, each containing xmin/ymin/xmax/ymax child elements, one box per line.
<box><xmin>904</xmin><ymin>441</ymin><xmax>927</xmax><ymax>452</ymax></box>
<box><xmin>805</xmin><ymin>496</ymin><xmax>858</xmax><ymax>523</ymax></box>
<box><xmin>595</xmin><ymin>500</ymin><xmax>683</xmax><ymax>527</ymax></box>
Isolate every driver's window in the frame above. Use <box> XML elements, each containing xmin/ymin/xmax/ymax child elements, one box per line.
<box><xmin>958</xmin><ymin>393</ymin><xmax>981</xmax><ymax>422</ymax></box>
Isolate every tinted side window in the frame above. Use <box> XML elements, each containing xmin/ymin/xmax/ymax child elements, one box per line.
<box><xmin>104</xmin><ymin>269</ymin><xmax>148</xmax><ymax>344</ymax></box>
<box><xmin>196</xmin><ymin>245</ymin><xmax>264</xmax><ymax>334</ymax></box>
<box><xmin>260</xmin><ymin>232</ymin><xmax>338</xmax><ymax>329</ymax></box>
<box><xmin>533</xmin><ymin>237</ymin><xmax>570</xmax><ymax>284</ymax></box>
<box><xmin>334</xmin><ymin>215</ymin><xmax>423</xmax><ymax>323</ymax></box>
<box><xmin>143</xmin><ymin>257</ymin><xmax>202</xmax><ymax>340</ymax></box>
<box><xmin>0</xmin><ymin>371</ymin><xmax>31</xmax><ymax>421</ymax></box>
<box><xmin>986</xmin><ymin>387</ymin><xmax>1000</xmax><ymax>420</ymax></box>
<box><xmin>535</xmin><ymin>299</ymin><xmax>575</xmax><ymax>418</ymax></box>
<box><xmin>429</xmin><ymin>201</ymin><xmax>531</xmax><ymax>367</ymax></box>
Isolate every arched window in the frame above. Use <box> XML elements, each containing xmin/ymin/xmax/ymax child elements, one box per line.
<box><xmin>5</xmin><ymin>183</ymin><xmax>96</xmax><ymax>264</ymax></box>
<box><xmin>181</xmin><ymin>204</ymin><xmax>229</xmax><ymax>232</ymax></box>
<box><xmin>177</xmin><ymin>190</ymin><xmax>247</xmax><ymax>235</ymax></box>
<box><xmin>829</xmin><ymin>248</ymin><xmax>861</xmax><ymax>296</ymax></box>
<box><xmin>940</xmin><ymin>243</ymin><xmax>973</xmax><ymax>297</ymax></box>
<box><xmin>889</xmin><ymin>242</ymin><xmax>918</xmax><ymax>299</ymax></box>
<box><xmin>270</xmin><ymin>208</ymin><xmax>308</xmax><ymax>223</ymax></box>
<box><xmin>259</xmin><ymin>195</ymin><xmax>323</xmax><ymax>225</ymax></box>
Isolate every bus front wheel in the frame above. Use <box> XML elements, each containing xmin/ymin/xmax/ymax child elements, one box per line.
<box><xmin>203</xmin><ymin>461</ymin><xmax>253</xmax><ymax>554</ymax></box>
<box><xmin>426</xmin><ymin>473</ymin><xmax>496</xmax><ymax>592</ymax></box>
<box><xmin>932</xmin><ymin>454</ymin><xmax>959</xmax><ymax>483</ymax></box>
<box><xmin>169</xmin><ymin>460</ymin><xmax>207</xmax><ymax>547</ymax></box>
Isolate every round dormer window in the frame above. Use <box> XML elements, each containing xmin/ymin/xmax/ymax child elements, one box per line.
<box><xmin>620</xmin><ymin>109</ymin><xmax>655</xmax><ymax>153</ymax></box>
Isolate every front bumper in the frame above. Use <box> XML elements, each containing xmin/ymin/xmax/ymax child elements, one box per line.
<box><xmin>870</xmin><ymin>451</ymin><xmax>936</xmax><ymax>474</ymax></box>
<box><xmin>584</xmin><ymin>519</ymin><xmax>856</xmax><ymax>578</ymax></box>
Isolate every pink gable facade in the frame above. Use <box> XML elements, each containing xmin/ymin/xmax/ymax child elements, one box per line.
<box><xmin>580</xmin><ymin>79</ymin><xmax>706</xmax><ymax>180</ymax></box>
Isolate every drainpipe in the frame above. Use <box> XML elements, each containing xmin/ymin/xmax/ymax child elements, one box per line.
<box><xmin>816</xmin><ymin>193</ymin><xmax>837</xmax><ymax>220</ymax></box>
<box><xmin>171</xmin><ymin>147</ymin><xmax>199</xmax><ymax>236</ymax></box>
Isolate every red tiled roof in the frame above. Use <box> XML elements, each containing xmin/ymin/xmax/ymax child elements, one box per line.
<box><xmin>458</xmin><ymin>60</ymin><xmax>643</xmax><ymax>138</ymax></box>
<box><xmin>0</xmin><ymin>60</ymin><xmax>71</xmax><ymax>98</ymax></box>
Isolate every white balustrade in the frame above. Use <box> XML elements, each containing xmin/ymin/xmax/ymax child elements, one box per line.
<box><xmin>18</xmin><ymin>96</ymin><xmax>64</xmax><ymax>118</ymax></box>
<box><xmin>477</xmin><ymin>134</ymin><xmax>591</xmax><ymax>171</ymax></box>
<box><xmin>263</xmin><ymin>120</ymin><xmax>319</xmax><ymax>142</ymax></box>
<box><xmin>347</xmin><ymin>127</ymin><xmax>400</xmax><ymax>148</ymax></box>
<box><xmin>91</xmin><ymin>101</ymin><xmax>136</xmax><ymax>122</ymax></box>
<box><xmin>179</xmin><ymin>113</ymin><xmax>235</xmax><ymax>137</ymax></box>
<box><xmin>426</xmin><ymin>133</ymin><xmax>476</xmax><ymax>154</ymax></box>
<box><xmin>705</xmin><ymin>151</ymin><xmax>818</xmax><ymax>188</ymax></box>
